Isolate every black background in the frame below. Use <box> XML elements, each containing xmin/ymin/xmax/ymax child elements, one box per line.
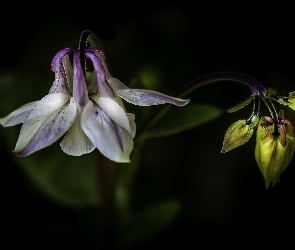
<box><xmin>1</xmin><ymin>3</ymin><xmax>295</xmax><ymax>249</ymax></box>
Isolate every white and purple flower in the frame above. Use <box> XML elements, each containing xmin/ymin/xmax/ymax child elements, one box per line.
<box><xmin>0</xmin><ymin>37</ymin><xmax>189</xmax><ymax>163</ymax></box>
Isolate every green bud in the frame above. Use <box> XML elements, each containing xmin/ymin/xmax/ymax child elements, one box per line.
<box><xmin>277</xmin><ymin>91</ymin><xmax>295</xmax><ymax>110</ymax></box>
<box><xmin>222</xmin><ymin>120</ymin><xmax>254</xmax><ymax>153</ymax></box>
<box><xmin>255</xmin><ymin>113</ymin><xmax>295</xmax><ymax>189</ymax></box>
<box><xmin>288</xmin><ymin>91</ymin><xmax>295</xmax><ymax>110</ymax></box>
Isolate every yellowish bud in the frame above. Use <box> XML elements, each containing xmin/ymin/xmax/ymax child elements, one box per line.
<box><xmin>288</xmin><ymin>91</ymin><xmax>295</xmax><ymax>110</ymax></box>
<box><xmin>222</xmin><ymin>120</ymin><xmax>254</xmax><ymax>153</ymax></box>
<box><xmin>255</xmin><ymin>113</ymin><xmax>295</xmax><ymax>189</ymax></box>
<box><xmin>277</xmin><ymin>91</ymin><xmax>295</xmax><ymax>110</ymax></box>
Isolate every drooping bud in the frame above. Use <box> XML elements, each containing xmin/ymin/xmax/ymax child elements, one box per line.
<box><xmin>255</xmin><ymin>111</ymin><xmax>295</xmax><ymax>189</ymax></box>
<box><xmin>287</xmin><ymin>91</ymin><xmax>295</xmax><ymax>110</ymax></box>
<box><xmin>221</xmin><ymin>116</ymin><xmax>258</xmax><ymax>153</ymax></box>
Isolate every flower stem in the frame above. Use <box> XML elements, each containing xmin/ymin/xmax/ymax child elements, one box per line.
<box><xmin>96</xmin><ymin>152</ymin><xmax>118</xmax><ymax>248</ymax></box>
<box><xmin>137</xmin><ymin>72</ymin><xmax>267</xmax><ymax>137</ymax></box>
<box><xmin>78</xmin><ymin>30</ymin><xmax>102</xmax><ymax>78</ymax></box>
<box><xmin>261</xmin><ymin>97</ymin><xmax>280</xmax><ymax>135</ymax></box>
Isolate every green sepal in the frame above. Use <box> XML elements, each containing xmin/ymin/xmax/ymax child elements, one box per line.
<box><xmin>248</xmin><ymin>115</ymin><xmax>259</xmax><ymax>129</ymax></box>
<box><xmin>276</xmin><ymin>98</ymin><xmax>289</xmax><ymax>106</ymax></box>
<box><xmin>227</xmin><ymin>96</ymin><xmax>254</xmax><ymax>113</ymax></box>
<box><xmin>289</xmin><ymin>91</ymin><xmax>295</xmax><ymax>110</ymax></box>
<box><xmin>277</xmin><ymin>91</ymin><xmax>295</xmax><ymax>110</ymax></box>
<box><xmin>265</xmin><ymin>87</ymin><xmax>277</xmax><ymax>98</ymax></box>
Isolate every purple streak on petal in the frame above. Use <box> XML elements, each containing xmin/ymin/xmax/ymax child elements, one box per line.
<box><xmin>85</xmin><ymin>51</ymin><xmax>115</xmax><ymax>98</ymax></box>
<box><xmin>117</xmin><ymin>89</ymin><xmax>190</xmax><ymax>106</ymax></box>
<box><xmin>109</xmin><ymin>78</ymin><xmax>190</xmax><ymax>106</ymax></box>
<box><xmin>109</xmin><ymin>118</ymin><xmax>124</xmax><ymax>151</ymax></box>
<box><xmin>15</xmin><ymin>101</ymin><xmax>77</xmax><ymax>156</ymax></box>
<box><xmin>0</xmin><ymin>101</ymin><xmax>38</xmax><ymax>127</ymax></box>
<box><xmin>49</xmin><ymin>48</ymin><xmax>74</xmax><ymax>94</ymax></box>
<box><xmin>81</xmin><ymin>101</ymin><xmax>133</xmax><ymax>162</ymax></box>
<box><xmin>51</xmin><ymin>48</ymin><xmax>73</xmax><ymax>71</ymax></box>
<box><xmin>96</xmin><ymin>106</ymin><xmax>124</xmax><ymax>151</ymax></box>
<box><xmin>92</xmin><ymin>96</ymin><xmax>131</xmax><ymax>132</ymax></box>
<box><xmin>73</xmin><ymin>51</ymin><xmax>89</xmax><ymax>108</ymax></box>
<box><xmin>86</xmin><ymin>46</ymin><xmax>112</xmax><ymax>80</ymax></box>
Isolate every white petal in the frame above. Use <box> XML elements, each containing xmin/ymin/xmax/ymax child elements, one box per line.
<box><xmin>0</xmin><ymin>101</ymin><xmax>38</xmax><ymax>127</ymax></box>
<box><xmin>81</xmin><ymin>101</ymin><xmax>133</xmax><ymax>163</ymax></box>
<box><xmin>14</xmin><ymin>94</ymin><xmax>76</xmax><ymax>156</ymax></box>
<box><xmin>25</xmin><ymin>93</ymin><xmax>71</xmax><ymax>121</ymax></box>
<box><xmin>60</xmin><ymin>110</ymin><xmax>95</xmax><ymax>156</ymax></box>
<box><xmin>91</xmin><ymin>96</ymin><xmax>131</xmax><ymax>132</ymax></box>
<box><xmin>108</xmin><ymin>77</ymin><xmax>190</xmax><ymax>106</ymax></box>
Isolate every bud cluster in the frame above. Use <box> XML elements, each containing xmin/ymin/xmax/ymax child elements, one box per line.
<box><xmin>222</xmin><ymin>85</ymin><xmax>295</xmax><ymax>188</ymax></box>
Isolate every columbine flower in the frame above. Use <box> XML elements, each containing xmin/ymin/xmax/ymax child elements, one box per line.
<box><xmin>0</xmin><ymin>32</ymin><xmax>189</xmax><ymax>163</ymax></box>
<box><xmin>255</xmin><ymin>110</ymin><xmax>295</xmax><ymax>189</ymax></box>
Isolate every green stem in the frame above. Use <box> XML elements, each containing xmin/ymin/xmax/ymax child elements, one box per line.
<box><xmin>261</xmin><ymin>97</ymin><xmax>280</xmax><ymax>135</ymax></box>
<box><xmin>96</xmin><ymin>152</ymin><xmax>118</xmax><ymax>248</ymax></box>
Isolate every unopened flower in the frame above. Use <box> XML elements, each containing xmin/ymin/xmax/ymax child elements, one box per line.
<box><xmin>255</xmin><ymin>111</ymin><xmax>295</xmax><ymax>188</ymax></box>
<box><xmin>0</xmin><ymin>37</ymin><xmax>189</xmax><ymax>163</ymax></box>
<box><xmin>276</xmin><ymin>91</ymin><xmax>295</xmax><ymax>111</ymax></box>
<box><xmin>287</xmin><ymin>91</ymin><xmax>295</xmax><ymax>110</ymax></box>
<box><xmin>221</xmin><ymin>116</ymin><xmax>258</xmax><ymax>153</ymax></box>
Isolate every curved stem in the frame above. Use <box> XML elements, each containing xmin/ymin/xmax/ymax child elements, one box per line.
<box><xmin>137</xmin><ymin>72</ymin><xmax>267</xmax><ymax>137</ymax></box>
<box><xmin>173</xmin><ymin>72</ymin><xmax>267</xmax><ymax>98</ymax></box>
<box><xmin>246</xmin><ymin>95</ymin><xmax>260</xmax><ymax>126</ymax></box>
<box><xmin>253</xmin><ymin>95</ymin><xmax>261</xmax><ymax>117</ymax></box>
<box><xmin>79</xmin><ymin>30</ymin><xmax>102</xmax><ymax>48</ymax></box>
<box><xmin>78</xmin><ymin>30</ymin><xmax>91</xmax><ymax>51</ymax></box>
<box><xmin>78</xmin><ymin>30</ymin><xmax>91</xmax><ymax>77</ymax></box>
<box><xmin>261</xmin><ymin>97</ymin><xmax>280</xmax><ymax>135</ymax></box>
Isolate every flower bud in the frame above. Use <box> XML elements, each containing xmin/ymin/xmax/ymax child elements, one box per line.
<box><xmin>287</xmin><ymin>91</ymin><xmax>295</xmax><ymax>110</ymax></box>
<box><xmin>221</xmin><ymin>119</ymin><xmax>255</xmax><ymax>153</ymax></box>
<box><xmin>277</xmin><ymin>91</ymin><xmax>295</xmax><ymax>110</ymax></box>
<box><xmin>255</xmin><ymin>114</ymin><xmax>295</xmax><ymax>189</ymax></box>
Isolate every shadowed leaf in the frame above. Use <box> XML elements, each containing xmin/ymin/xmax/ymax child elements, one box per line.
<box><xmin>145</xmin><ymin>103</ymin><xmax>223</xmax><ymax>138</ymax></box>
<box><xmin>119</xmin><ymin>199</ymin><xmax>181</xmax><ymax>248</ymax></box>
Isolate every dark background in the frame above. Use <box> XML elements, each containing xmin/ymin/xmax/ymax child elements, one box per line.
<box><xmin>1</xmin><ymin>3</ymin><xmax>295</xmax><ymax>249</ymax></box>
